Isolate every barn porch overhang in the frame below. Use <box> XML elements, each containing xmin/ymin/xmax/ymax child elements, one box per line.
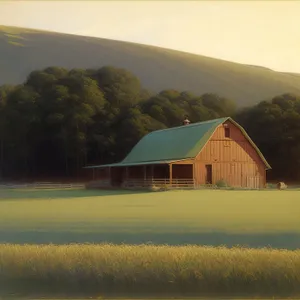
<box><xmin>85</xmin><ymin>159</ymin><xmax>195</xmax><ymax>189</ymax></box>
<box><xmin>83</xmin><ymin>158</ymin><xmax>192</xmax><ymax>169</ymax></box>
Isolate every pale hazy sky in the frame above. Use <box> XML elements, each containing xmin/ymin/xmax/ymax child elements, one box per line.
<box><xmin>1</xmin><ymin>1</ymin><xmax>300</xmax><ymax>73</ymax></box>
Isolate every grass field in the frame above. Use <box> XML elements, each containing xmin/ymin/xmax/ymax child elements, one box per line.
<box><xmin>0</xmin><ymin>188</ymin><xmax>299</xmax><ymax>249</ymax></box>
<box><xmin>1</xmin><ymin>243</ymin><xmax>300</xmax><ymax>298</ymax></box>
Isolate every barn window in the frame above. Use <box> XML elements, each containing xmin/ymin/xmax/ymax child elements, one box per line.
<box><xmin>225</xmin><ymin>127</ymin><xmax>230</xmax><ymax>138</ymax></box>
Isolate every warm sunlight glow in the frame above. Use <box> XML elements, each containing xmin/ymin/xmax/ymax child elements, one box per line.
<box><xmin>1</xmin><ymin>1</ymin><xmax>300</xmax><ymax>73</ymax></box>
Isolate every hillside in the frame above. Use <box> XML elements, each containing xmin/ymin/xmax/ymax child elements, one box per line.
<box><xmin>1</xmin><ymin>25</ymin><xmax>300</xmax><ymax>106</ymax></box>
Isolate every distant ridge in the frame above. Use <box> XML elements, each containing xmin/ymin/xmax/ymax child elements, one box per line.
<box><xmin>1</xmin><ymin>25</ymin><xmax>300</xmax><ymax>106</ymax></box>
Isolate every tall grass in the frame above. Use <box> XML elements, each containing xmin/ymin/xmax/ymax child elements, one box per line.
<box><xmin>0</xmin><ymin>244</ymin><xmax>300</xmax><ymax>298</ymax></box>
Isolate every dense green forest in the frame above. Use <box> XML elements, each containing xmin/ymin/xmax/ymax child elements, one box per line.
<box><xmin>0</xmin><ymin>66</ymin><xmax>299</xmax><ymax>182</ymax></box>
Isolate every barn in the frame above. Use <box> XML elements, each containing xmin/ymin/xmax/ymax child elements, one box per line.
<box><xmin>86</xmin><ymin>117</ymin><xmax>271</xmax><ymax>189</ymax></box>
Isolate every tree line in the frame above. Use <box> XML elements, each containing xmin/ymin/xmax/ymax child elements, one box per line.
<box><xmin>0</xmin><ymin>66</ymin><xmax>299</xmax><ymax>181</ymax></box>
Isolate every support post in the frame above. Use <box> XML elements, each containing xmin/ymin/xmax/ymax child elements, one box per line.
<box><xmin>192</xmin><ymin>163</ymin><xmax>195</xmax><ymax>188</ymax></box>
<box><xmin>151</xmin><ymin>165</ymin><xmax>154</xmax><ymax>185</ymax></box>
<box><xmin>143</xmin><ymin>165</ymin><xmax>147</xmax><ymax>186</ymax></box>
<box><xmin>93</xmin><ymin>168</ymin><xmax>95</xmax><ymax>180</ymax></box>
<box><xmin>108</xmin><ymin>167</ymin><xmax>111</xmax><ymax>185</ymax></box>
<box><xmin>125</xmin><ymin>167</ymin><xmax>128</xmax><ymax>187</ymax></box>
<box><xmin>169</xmin><ymin>164</ymin><xmax>173</xmax><ymax>186</ymax></box>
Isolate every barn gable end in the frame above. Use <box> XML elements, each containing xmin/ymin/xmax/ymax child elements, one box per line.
<box><xmin>194</xmin><ymin>119</ymin><xmax>269</xmax><ymax>188</ymax></box>
<box><xmin>196</xmin><ymin>119</ymin><xmax>270</xmax><ymax>168</ymax></box>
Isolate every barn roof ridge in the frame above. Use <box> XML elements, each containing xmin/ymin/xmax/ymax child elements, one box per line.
<box><xmin>146</xmin><ymin>117</ymin><xmax>230</xmax><ymax>136</ymax></box>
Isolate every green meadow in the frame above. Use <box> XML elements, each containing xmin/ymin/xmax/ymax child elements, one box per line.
<box><xmin>0</xmin><ymin>188</ymin><xmax>299</xmax><ymax>248</ymax></box>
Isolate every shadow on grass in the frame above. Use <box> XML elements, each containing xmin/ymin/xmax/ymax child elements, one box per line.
<box><xmin>0</xmin><ymin>188</ymin><xmax>150</xmax><ymax>200</ymax></box>
<box><xmin>1</xmin><ymin>230</ymin><xmax>300</xmax><ymax>249</ymax></box>
<box><xmin>1</xmin><ymin>187</ymin><xmax>299</xmax><ymax>201</ymax></box>
<box><xmin>0</xmin><ymin>285</ymin><xmax>298</xmax><ymax>300</ymax></box>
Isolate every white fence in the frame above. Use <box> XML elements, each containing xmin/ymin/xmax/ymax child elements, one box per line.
<box><xmin>0</xmin><ymin>182</ymin><xmax>85</xmax><ymax>189</ymax></box>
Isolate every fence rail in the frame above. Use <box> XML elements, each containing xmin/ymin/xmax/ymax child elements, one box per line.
<box><xmin>86</xmin><ymin>180</ymin><xmax>110</xmax><ymax>189</ymax></box>
<box><xmin>123</xmin><ymin>178</ymin><xmax>195</xmax><ymax>188</ymax></box>
<box><xmin>0</xmin><ymin>182</ymin><xmax>85</xmax><ymax>189</ymax></box>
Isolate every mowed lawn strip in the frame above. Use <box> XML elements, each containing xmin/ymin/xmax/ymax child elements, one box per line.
<box><xmin>0</xmin><ymin>189</ymin><xmax>299</xmax><ymax>234</ymax></box>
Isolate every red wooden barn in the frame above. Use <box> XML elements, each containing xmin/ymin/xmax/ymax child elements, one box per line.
<box><xmin>86</xmin><ymin>117</ymin><xmax>271</xmax><ymax>189</ymax></box>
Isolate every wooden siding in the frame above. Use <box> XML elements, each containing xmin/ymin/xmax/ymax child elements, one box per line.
<box><xmin>194</xmin><ymin>120</ymin><xmax>266</xmax><ymax>188</ymax></box>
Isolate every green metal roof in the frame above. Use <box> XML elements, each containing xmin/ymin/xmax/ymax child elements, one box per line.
<box><xmin>122</xmin><ymin>117</ymin><xmax>228</xmax><ymax>163</ymax></box>
<box><xmin>86</xmin><ymin>117</ymin><xmax>271</xmax><ymax>169</ymax></box>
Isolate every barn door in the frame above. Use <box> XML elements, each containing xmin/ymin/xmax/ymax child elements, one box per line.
<box><xmin>205</xmin><ymin>164</ymin><xmax>213</xmax><ymax>184</ymax></box>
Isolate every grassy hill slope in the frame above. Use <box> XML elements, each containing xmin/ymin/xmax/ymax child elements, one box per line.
<box><xmin>1</xmin><ymin>25</ymin><xmax>300</xmax><ymax>106</ymax></box>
